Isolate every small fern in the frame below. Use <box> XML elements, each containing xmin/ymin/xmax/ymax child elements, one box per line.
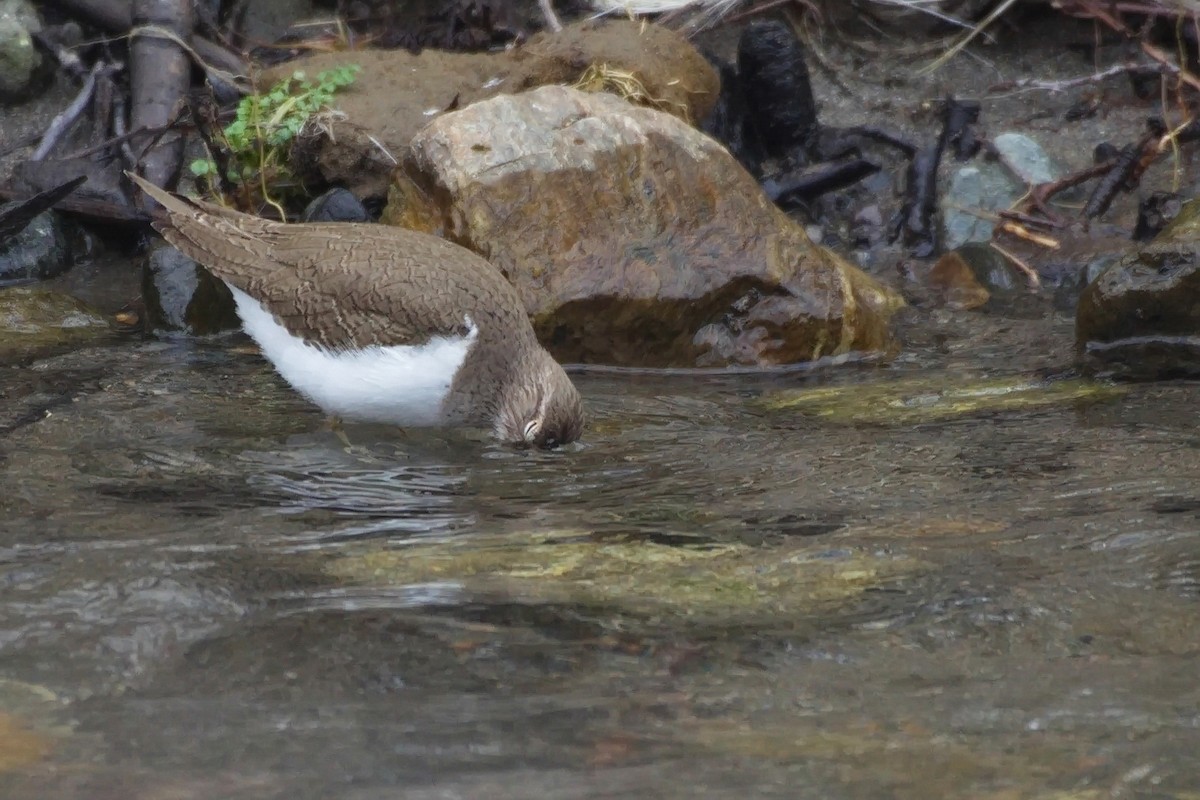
<box><xmin>190</xmin><ymin>64</ymin><xmax>360</xmax><ymax>216</ymax></box>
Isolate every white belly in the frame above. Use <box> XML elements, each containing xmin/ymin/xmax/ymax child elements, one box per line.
<box><xmin>227</xmin><ymin>285</ymin><xmax>476</xmax><ymax>426</ymax></box>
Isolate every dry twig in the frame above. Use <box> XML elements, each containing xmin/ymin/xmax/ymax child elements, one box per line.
<box><xmin>32</xmin><ymin>62</ymin><xmax>105</xmax><ymax>160</ymax></box>
<box><xmin>989</xmin><ymin>241</ymin><xmax>1042</xmax><ymax>289</ymax></box>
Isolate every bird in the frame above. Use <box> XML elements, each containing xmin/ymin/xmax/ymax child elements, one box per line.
<box><xmin>129</xmin><ymin>174</ymin><xmax>584</xmax><ymax>448</ymax></box>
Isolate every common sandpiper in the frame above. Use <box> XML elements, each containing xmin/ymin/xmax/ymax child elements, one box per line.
<box><xmin>131</xmin><ymin>174</ymin><xmax>584</xmax><ymax>448</ymax></box>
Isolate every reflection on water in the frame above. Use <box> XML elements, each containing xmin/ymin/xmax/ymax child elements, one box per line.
<box><xmin>243</xmin><ymin>444</ymin><xmax>474</xmax><ymax>545</ymax></box>
<box><xmin>2</xmin><ymin>312</ymin><xmax>1200</xmax><ymax>799</ymax></box>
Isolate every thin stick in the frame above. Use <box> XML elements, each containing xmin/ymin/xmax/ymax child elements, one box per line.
<box><xmin>111</xmin><ymin>93</ymin><xmax>139</xmax><ymax>169</ymax></box>
<box><xmin>988</xmin><ymin>63</ymin><xmax>1160</xmax><ymax>95</ymax></box>
<box><xmin>919</xmin><ymin>0</ymin><xmax>1020</xmax><ymax>74</ymax></box>
<box><xmin>989</xmin><ymin>241</ymin><xmax>1042</xmax><ymax>289</ymax></box>
<box><xmin>996</xmin><ymin>220</ymin><xmax>1061</xmax><ymax>249</ymax></box>
<box><xmin>30</xmin><ymin>30</ymin><xmax>86</xmax><ymax>78</ymax></box>
<box><xmin>537</xmin><ymin>0</ymin><xmax>563</xmax><ymax>31</ymax></box>
<box><xmin>1141</xmin><ymin>40</ymin><xmax>1200</xmax><ymax>91</ymax></box>
<box><xmin>129</xmin><ymin>24</ymin><xmax>248</xmax><ymax>92</ymax></box>
<box><xmin>32</xmin><ymin>62</ymin><xmax>103</xmax><ymax>161</ymax></box>
<box><xmin>1027</xmin><ymin>160</ymin><xmax>1116</xmax><ymax>221</ymax></box>
<box><xmin>996</xmin><ymin>208</ymin><xmax>1062</xmax><ymax>231</ymax></box>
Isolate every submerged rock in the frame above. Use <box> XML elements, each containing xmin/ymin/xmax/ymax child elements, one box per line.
<box><xmin>0</xmin><ymin>285</ymin><xmax>111</xmax><ymax>362</ymax></box>
<box><xmin>386</xmin><ymin>85</ymin><xmax>903</xmax><ymax>368</ymax></box>
<box><xmin>328</xmin><ymin>530</ymin><xmax>923</xmax><ymax>629</ymax></box>
<box><xmin>269</xmin><ymin>19</ymin><xmax>720</xmax><ymax>198</ymax></box>
<box><xmin>757</xmin><ymin>375</ymin><xmax>1126</xmax><ymax>425</ymax></box>
<box><xmin>0</xmin><ymin>679</ymin><xmax>63</xmax><ymax>774</ymax></box>
<box><xmin>1076</xmin><ymin>199</ymin><xmax>1200</xmax><ymax>377</ymax></box>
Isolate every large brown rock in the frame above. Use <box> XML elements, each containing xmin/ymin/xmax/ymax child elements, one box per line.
<box><xmin>384</xmin><ymin>85</ymin><xmax>904</xmax><ymax>368</ymax></box>
<box><xmin>264</xmin><ymin>19</ymin><xmax>719</xmax><ymax>198</ymax></box>
<box><xmin>1076</xmin><ymin>200</ymin><xmax>1200</xmax><ymax>377</ymax></box>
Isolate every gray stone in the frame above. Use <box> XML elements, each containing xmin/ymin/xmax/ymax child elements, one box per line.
<box><xmin>0</xmin><ymin>0</ymin><xmax>44</xmax><ymax>104</ymax></box>
<box><xmin>301</xmin><ymin>187</ymin><xmax>370</xmax><ymax>223</ymax></box>
<box><xmin>141</xmin><ymin>242</ymin><xmax>240</xmax><ymax>336</ymax></box>
<box><xmin>991</xmin><ymin>132</ymin><xmax>1062</xmax><ymax>187</ymax></box>
<box><xmin>941</xmin><ymin>164</ymin><xmax>1022</xmax><ymax>250</ymax></box>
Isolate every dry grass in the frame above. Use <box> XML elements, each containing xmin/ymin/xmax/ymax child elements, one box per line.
<box><xmin>570</xmin><ymin>63</ymin><xmax>692</xmax><ymax>120</ymax></box>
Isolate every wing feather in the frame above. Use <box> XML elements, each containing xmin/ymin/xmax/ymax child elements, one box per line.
<box><xmin>130</xmin><ymin>174</ymin><xmax>529</xmax><ymax>350</ymax></box>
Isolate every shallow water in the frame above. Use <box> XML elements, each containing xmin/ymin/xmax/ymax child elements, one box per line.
<box><xmin>2</xmin><ymin>305</ymin><xmax>1199</xmax><ymax>800</ymax></box>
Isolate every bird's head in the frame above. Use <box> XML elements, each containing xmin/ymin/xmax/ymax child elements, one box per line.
<box><xmin>495</xmin><ymin>349</ymin><xmax>584</xmax><ymax>449</ymax></box>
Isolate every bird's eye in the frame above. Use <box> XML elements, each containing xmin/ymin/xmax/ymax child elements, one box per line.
<box><xmin>522</xmin><ymin>420</ymin><xmax>540</xmax><ymax>442</ymax></box>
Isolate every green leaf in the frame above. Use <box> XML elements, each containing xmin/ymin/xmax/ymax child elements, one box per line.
<box><xmin>203</xmin><ymin>62</ymin><xmax>360</xmax><ymax>206</ymax></box>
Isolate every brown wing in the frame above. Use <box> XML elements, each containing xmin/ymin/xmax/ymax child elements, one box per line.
<box><xmin>130</xmin><ymin>174</ymin><xmax>529</xmax><ymax>350</ymax></box>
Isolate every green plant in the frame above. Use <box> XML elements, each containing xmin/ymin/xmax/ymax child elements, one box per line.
<box><xmin>190</xmin><ymin>64</ymin><xmax>360</xmax><ymax>216</ymax></box>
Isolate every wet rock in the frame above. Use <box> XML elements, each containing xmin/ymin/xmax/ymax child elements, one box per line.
<box><xmin>927</xmin><ymin>249</ymin><xmax>991</xmax><ymax>310</ymax></box>
<box><xmin>0</xmin><ymin>204</ymin><xmax>76</xmax><ymax>283</ymax></box>
<box><xmin>270</xmin><ymin>19</ymin><xmax>719</xmax><ymax>197</ymax></box>
<box><xmin>941</xmin><ymin>164</ymin><xmax>1022</xmax><ymax>250</ymax></box>
<box><xmin>1077</xmin><ymin>200</ymin><xmax>1200</xmax><ymax>377</ymax></box>
<box><xmin>386</xmin><ymin>85</ymin><xmax>904</xmax><ymax>368</ymax></box>
<box><xmin>0</xmin><ymin>175</ymin><xmax>85</xmax><ymax>242</ymax></box>
<box><xmin>300</xmin><ymin>187</ymin><xmax>370</xmax><ymax>222</ymax></box>
<box><xmin>1049</xmin><ymin>246</ymin><xmax>1124</xmax><ymax>312</ymax></box>
<box><xmin>141</xmin><ymin>242</ymin><xmax>240</xmax><ymax>336</ymax></box>
<box><xmin>1133</xmin><ymin>191</ymin><xmax>1183</xmax><ymax>241</ymax></box>
<box><xmin>0</xmin><ymin>285</ymin><xmax>111</xmax><ymax>362</ymax></box>
<box><xmin>0</xmin><ymin>0</ymin><xmax>46</xmax><ymax>104</ymax></box>
<box><xmin>941</xmin><ymin>134</ymin><xmax>1069</xmax><ymax>254</ymax></box>
<box><xmin>950</xmin><ymin>242</ymin><xmax>1027</xmax><ymax>297</ymax></box>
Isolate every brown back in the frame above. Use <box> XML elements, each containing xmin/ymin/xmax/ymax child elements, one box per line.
<box><xmin>131</xmin><ymin>175</ymin><xmax>533</xmax><ymax>351</ymax></box>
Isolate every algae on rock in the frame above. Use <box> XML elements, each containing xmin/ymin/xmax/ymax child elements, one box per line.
<box><xmin>328</xmin><ymin>530</ymin><xmax>923</xmax><ymax>629</ymax></box>
<box><xmin>0</xmin><ymin>287</ymin><xmax>111</xmax><ymax>363</ymax></box>
<box><xmin>757</xmin><ymin>375</ymin><xmax>1126</xmax><ymax>426</ymax></box>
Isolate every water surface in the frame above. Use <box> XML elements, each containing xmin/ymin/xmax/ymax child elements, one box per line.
<box><xmin>2</xmin><ymin>307</ymin><xmax>1199</xmax><ymax>799</ymax></box>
